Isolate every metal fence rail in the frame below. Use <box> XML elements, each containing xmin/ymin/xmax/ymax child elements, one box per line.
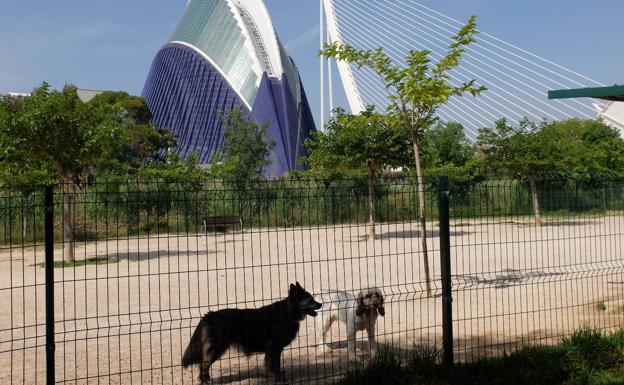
<box><xmin>0</xmin><ymin>177</ymin><xmax>623</xmax><ymax>384</ymax></box>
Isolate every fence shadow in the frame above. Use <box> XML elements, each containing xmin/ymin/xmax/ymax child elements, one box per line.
<box><xmin>544</xmin><ymin>220</ymin><xmax>600</xmax><ymax>227</ymax></box>
<box><xmin>383</xmin><ymin>229</ymin><xmax>471</xmax><ymax>239</ymax></box>
<box><xmin>106</xmin><ymin>249</ymin><xmax>216</xmax><ymax>261</ymax></box>
<box><xmin>345</xmin><ymin>229</ymin><xmax>471</xmax><ymax>242</ymax></box>
<box><xmin>511</xmin><ymin>220</ymin><xmax>599</xmax><ymax>228</ymax></box>
<box><xmin>454</xmin><ymin>268</ymin><xmax>564</xmax><ymax>289</ymax></box>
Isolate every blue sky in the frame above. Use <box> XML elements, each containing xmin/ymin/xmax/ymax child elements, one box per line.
<box><xmin>1</xmin><ymin>0</ymin><xmax>622</xmax><ymax>126</ymax></box>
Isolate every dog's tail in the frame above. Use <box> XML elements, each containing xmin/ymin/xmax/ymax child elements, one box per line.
<box><xmin>182</xmin><ymin>316</ymin><xmax>209</xmax><ymax>368</ymax></box>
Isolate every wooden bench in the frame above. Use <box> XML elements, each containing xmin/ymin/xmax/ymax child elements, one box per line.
<box><xmin>202</xmin><ymin>215</ymin><xmax>243</xmax><ymax>233</ymax></box>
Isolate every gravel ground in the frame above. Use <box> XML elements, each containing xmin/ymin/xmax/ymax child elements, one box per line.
<box><xmin>2</xmin><ymin>215</ymin><xmax>624</xmax><ymax>384</ymax></box>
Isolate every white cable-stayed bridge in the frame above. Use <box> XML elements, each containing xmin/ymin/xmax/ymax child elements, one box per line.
<box><xmin>318</xmin><ymin>0</ymin><xmax>607</xmax><ymax>140</ymax></box>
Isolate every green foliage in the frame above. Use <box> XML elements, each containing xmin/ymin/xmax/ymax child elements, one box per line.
<box><xmin>421</xmin><ymin>122</ymin><xmax>473</xmax><ymax>168</ymax></box>
<box><xmin>137</xmin><ymin>150</ymin><xmax>205</xmax><ymax>183</ymax></box>
<box><xmin>88</xmin><ymin>91</ymin><xmax>178</xmax><ymax>175</ymax></box>
<box><xmin>459</xmin><ymin>346</ymin><xmax>569</xmax><ymax>385</ymax></box>
<box><xmin>0</xmin><ymin>176</ymin><xmax>622</xmax><ymax>246</ymax></box>
<box><xmin>424</xmin><ymin>160</ymin><xmax>486</xmax><ymax>203</ymax></box>
<box><xmin>562</xmin><ymin>328</ymin><xmax>624</xmax><ymax>383</ymax></box>
<box><xmin>0</xmin><ymin>83</ymin><xmax>127</xmax><ymax>184</ymax></box>
<box><xmin>477</xmin><ymin>118</ymin><xmax>547</xmax><ymax>178</ymax></box>
<box><xmin>303</xmin><ymin>106</ymin><xmax>412</xmax><ymax>173</ymax></box>
<box><xmin>334</xmin><ymin>347</ymin><xmax>406</xmax><ymax>385</ymax></box>
<box><xmin>320</xmin><ymin>16</ymin><xmax>485</xmax><ymax>291</ymax></box>
<box><xmin>476</xmin><ymin>118</ymin><xmax>624</xmax><ymax>225</ymax></box>
<box><xmin>0</xmin><ymin>84</ymin><xmax>183</xmax><ymax>185</ymax></box>
<box><xmin>0</xmin><ymin>96</ymin><xmax>54</xmax><ymax>189</ymax></box>
<box><xmin>542</xmin><ymin>119</ymin><xmax>624</xmax><ymax>184</ymax></box>
<box><xmin>332</xmin><ymin>328</ymin><xmax>624</xmax><ymax>385</ymax></box>
<box><xmin>89</xmin><ymin>91</ymin><xmax>152</xmax><ymax>124</ymax></box>
<box><xmin>477</xmin><ymin>118</ymin><xmax>624</xmax><ymax>180</ymax></box>
<box><xmin>209</xmin><ymin>108</ymin><xmax>275</xmax><ymax>184</ymax></box>
<box><xmin>418</xmin><ymin>121</ymin><xmax>484</xmax><ymax>201</ymax></box>
<box><xmin>319</xmin><ymin>16</ymin><xmax>485</xmax><ymax>140</ymax></box>
<box><xmin>405</xmin><ymin>345</ymin><xmax>442</xmax><ymax>382</ymax></box>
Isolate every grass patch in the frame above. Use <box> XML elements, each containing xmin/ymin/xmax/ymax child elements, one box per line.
<box><xmin>34</xmin><ymin>257</ymin><xmax>119</xmax><ymax>268</ymax></box>
<box><xmin>333</xmin><ymin>328</ymin><xmax>624</xmax><ymax>385</ymax></box>
<box><xmin>597</xmin><ymin>302</ymin><xmax>607</xmax><ymax>311</ymax></box>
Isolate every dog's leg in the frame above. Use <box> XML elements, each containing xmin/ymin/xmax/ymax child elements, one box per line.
<box><xmin>199</xmin><ymin>343</ymin><xmax>212</xmax><ymax>384</ymax></box>
<box><xmin>199</xmin><ymin>342</ymin><xmax>227</xmax><ymax>385</ymax></box>
<box><xmin>347</xmin><ymin>321</ymin><xmax>358</xmax><ymax>363</ymax></box>
<box><xmin>365</xmin><ymin>319</ymin><xmax>377</xmax><ymax>358</ymax></box>
<box><xmin>317</xmin><ymin>314</ymin><xmax>335</xmax><ymax>355</ymax></box>
<box><xmin>265</xmin><ymin>344</ymin><xmax>286</xmax><ymax>383</ymax></box>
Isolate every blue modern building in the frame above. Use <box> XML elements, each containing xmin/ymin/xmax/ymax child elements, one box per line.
<box><xmin>142</xmin><ymin>0</ymin><xmax>316</xmax><ymax>176</ymax></box>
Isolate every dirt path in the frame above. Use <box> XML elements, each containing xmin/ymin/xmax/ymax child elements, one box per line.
<box><xmin>2</xmin><ymin>216</ymin><xmax>623</xmax><ymax>384</ymax></box>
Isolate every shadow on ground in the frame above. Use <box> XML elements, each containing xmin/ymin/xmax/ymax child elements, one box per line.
<box><xmin>202</xmin><ymin>340</ymin><xmax>398</xmax><ymax>385</ymax></box>
<box><xmin>99</xmin><ymin>249</ymin><xmax>216</xmax><ymax>261</ymax></box>
<box><xmin>454</xmin><ymin>268</ymin><xmax>564</xmax><ymax>289</ymax></box>
<box><xmin>511</xmin><ymin>220</ymin><xmax>599</xmax><ymax>228</ymax></box>
<box><xmin>345</xmin><ymin>228</ymin><xmax>471</xmax><ymax>242</ymax></box>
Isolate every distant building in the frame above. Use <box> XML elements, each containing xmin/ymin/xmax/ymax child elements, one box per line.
<box><xmin>76</xmin><ymin>89</ymin><xmax>103</xmax><ymax>103</ymax></box>
<box><xmin>594</xmin><ymin>102</ymin><xmax>624</xmax><ymax>135</ymax></box>
<box><xmin>7</xmin><ymin>92</ymin><xmax>29</xmax><ymax>100</ymax></box>
<box><xmin>7</xmin><ymin>89</ymin><xmax>103</xmax><ymax>103</ymax></box>
<box><xmin>142</xmin><ymin>0</ymin><xmax>316</xmax><ymax>176</ymax></box>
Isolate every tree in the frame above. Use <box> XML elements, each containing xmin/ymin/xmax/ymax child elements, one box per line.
<box><xmin>138</xmin><ymin>150</ymin><xmax>204</xmax><ymax>182</ymax></box>
<box><xmin>420</xmin><ymin>122</ymin><xmax>484</xmax><ymax>203</ymax></box>
<box><xmin>320</xmin><ymin>16</ymin><xmax>485</xmax><ymax>295</ymax></box>
<box><xmin>422</xmin><ymin>122</ymin><xmax>473</xmax><ymax>168</ymax></box>
<box><xmin>0</xmin><ymin>83</ymin><xmax>128</xmax><ymax>261</ymax></box>
<box><xmin>303</xmin><ymin>107</ymin><xmax>411</xmax><ymax>239</ymax></box>
<box><xmin>0</xmin><ymin>95</ymin><xmax>56</xmax><ymax>238</ymax></box>
<box><xmin>477</xmin><ymin>118</ymin><xmax>546</xmax><ymax>225</ymax></box>
<box><xmin>209</xmin><ymin>108</ymin><xmax>275</xmax><ymax>185</ymax></box>
<box><xmin>478</xmin><ymin>118</ymin><xmax>624</xmax><ymax>226</ymax></box>
<box><xmin>89</xmin><ymin>91</ymin><xmax>177</xmax><ymax>174</ymax></box>
<box><xmin>541</xmin><ymin>119</ymin><xmax>624</xmax><ymax>179</ymax></box>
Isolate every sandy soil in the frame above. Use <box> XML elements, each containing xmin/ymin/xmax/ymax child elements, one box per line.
<box><xmin>1</xmin><ymin>215</ymin><xmax>624</xmax><ymax>384</ymax></box>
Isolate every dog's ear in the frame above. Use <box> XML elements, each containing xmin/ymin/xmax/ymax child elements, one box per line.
<box><xmin>296</xmin><ymin>281</ymin><xmax>302</xmax><ymax>289</ymax></box>
<box><xmin>289</xmin><ymin>283</ymin><xmax>296</xmax><ymax>296</ymax></box>
<box><xmin>355</xmin><ymin>292</ymin><xmax>365</xmax><ymax>316</ymax></box>
<box><xmin>378</xmin><ymin>292</ymin><xmax>385</xmax><ymax>316</ymax></box>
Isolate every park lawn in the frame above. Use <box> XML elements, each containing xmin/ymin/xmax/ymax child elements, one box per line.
<box><xmin>334</xmin><ymin>328</ymin><xmax>624</xmax><ymax>385</ymax></box>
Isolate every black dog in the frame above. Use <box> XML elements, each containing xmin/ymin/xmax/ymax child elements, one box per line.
<box><xmin>182</xmin><ymin>282</ymin><xmax>322</xmax><ymax>383</ymax></box>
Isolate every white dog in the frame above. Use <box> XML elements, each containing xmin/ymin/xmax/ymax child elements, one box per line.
<box><xmin>315</xmin><ymin>288</ymin><xmax>385</xmax><ymax>361</ymax></box>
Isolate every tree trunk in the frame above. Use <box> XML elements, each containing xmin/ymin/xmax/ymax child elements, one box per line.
<box><xmin>411</xmin><ymin>135</ymin><xmax>432</xmax><ymax>296</ymax></box>
<box><xmin>22</xmin><ymin>193</ymin><xmax>30</xmax><ymax>240</ymax></box>
<box><xmin>529</xmin><ymin>175</ymin><xmax>543</xmax><ymax>227</ymax></box>
<box><xmin>367</xmin><ymin>160</ymin><xmax>376</xmax><ymax>240</ymax></box>
<box><xmin>60</xmin><ymin>173</ymin><xmax>75</xmax><ymax>262</ymax></box>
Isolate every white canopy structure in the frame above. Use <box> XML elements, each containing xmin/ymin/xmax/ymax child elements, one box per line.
<box><xmin>595</xmin><ymin>102</ymin><xmax>624</xmax><ymax>136</ymax></box>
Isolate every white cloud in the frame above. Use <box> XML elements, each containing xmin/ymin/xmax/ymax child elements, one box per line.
<box><xmin>285</xmin><ymin>24</ymin><xmax>320</xmax><ymax>51</ymax></box>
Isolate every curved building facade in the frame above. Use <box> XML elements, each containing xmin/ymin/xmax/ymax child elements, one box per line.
<box><xmin>143</xmin><ymin>0</ymin><xmax>316</xmax><ymax>176</ymax></box>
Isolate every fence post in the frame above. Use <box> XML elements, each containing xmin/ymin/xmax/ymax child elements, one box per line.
<box><xmin>44</xmin><ymin>185</ymin><xmax>55</xmax><ymax>385</ymax></box>
<box><xmin>438</xmin><ymin>176</ymin><xmax>454</xmax><ymax>368</ymax></box>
